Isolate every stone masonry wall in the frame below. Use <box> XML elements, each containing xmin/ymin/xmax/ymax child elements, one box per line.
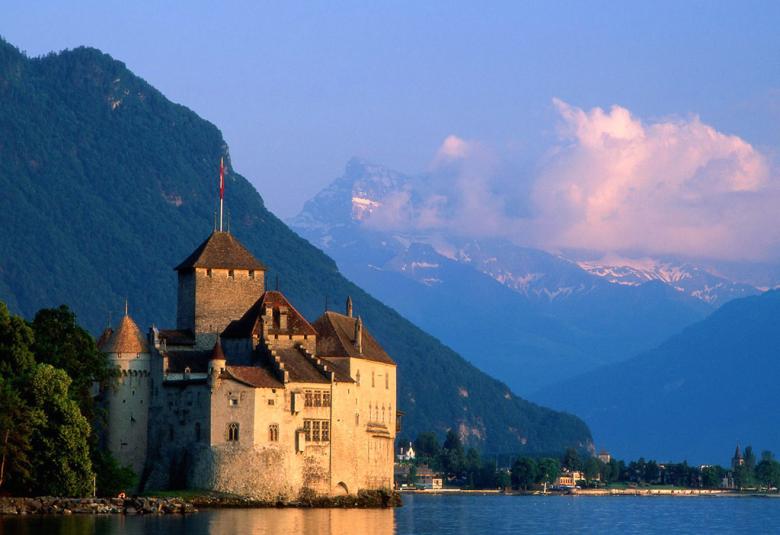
<box><xmin>193</xmin><ymin>268</ymin><xmax>264</xmax><ymax>334</ymax></box>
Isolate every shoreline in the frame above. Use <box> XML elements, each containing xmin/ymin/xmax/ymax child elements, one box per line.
<box><xmin>0</xmin><ymin>490</ymin><xmax>402</xmax><ymax>515</ymax></box>
<box><xmin>401</xmin><ymin>488</ymin><xmax>777</xmax><ymax>498</ymax></box>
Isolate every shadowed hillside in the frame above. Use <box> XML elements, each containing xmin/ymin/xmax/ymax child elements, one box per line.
<box><xmin>535</xmin><ymin>290</ymin><xmax>780</xmax><ymax>463</ymax></box>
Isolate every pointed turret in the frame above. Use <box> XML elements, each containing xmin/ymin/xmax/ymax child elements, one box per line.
<box><xmin>346</xmin><ymin>296</ymin><xmax>353</xmax><ymax>317</ymax></box>
<box><xmin>208</xmin><ymin>337</ymin><xmax>227</xmax><ymax>376</ymax></box>
<box><xmin>99</xmin><ymin>312</ymin><xmax>149</xmax><ymax>354</ymax></box>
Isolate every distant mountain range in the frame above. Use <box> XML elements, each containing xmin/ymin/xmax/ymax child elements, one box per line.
<box><xmin>0</xmin><ymin>37</ymin><xmax>592</xmax><ymax>455</ymax></box>
<box><xmin>290</xmin><ymin>158</ymin><xmax>763</xmax><ymax>394</ymax></box>
<box><xmin>534</xmin><ymin>290</ymin><xmax>780</xmax><ymax>464</ymax></box>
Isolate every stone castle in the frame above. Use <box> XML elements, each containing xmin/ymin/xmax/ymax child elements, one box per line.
<box><xmin>97</xmin><ymin>230</ymin><xmax>397</xmax><ymax>498</ymax></box>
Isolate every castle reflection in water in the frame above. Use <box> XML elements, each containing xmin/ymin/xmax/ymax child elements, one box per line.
<box><xmin>0</xmin><ymin>508</ymin><xmax>396</xmax><ymax>535</ymax></box>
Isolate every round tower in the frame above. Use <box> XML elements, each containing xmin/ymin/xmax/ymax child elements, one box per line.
<box><xmin>99</xmin><ymin>308</ymin><xmax>151</xmax><ymax>479</ymax></box>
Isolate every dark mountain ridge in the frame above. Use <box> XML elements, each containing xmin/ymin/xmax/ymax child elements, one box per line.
<box><xmin>0</xmin><ymin>37</ymin><xmax>591</xmax><ymax>454</ymax></box>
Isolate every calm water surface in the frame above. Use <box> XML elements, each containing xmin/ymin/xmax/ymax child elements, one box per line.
<box><xmin>1</xmin><ymin>494</ymin><xmax>777</xmax><ymax>534</ymax></box>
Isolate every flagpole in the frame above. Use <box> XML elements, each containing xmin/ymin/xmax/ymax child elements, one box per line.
<box><xmin>219</xmin><ymin>157</ymin><xmax>224</xmax><ymax>232</ymax></box>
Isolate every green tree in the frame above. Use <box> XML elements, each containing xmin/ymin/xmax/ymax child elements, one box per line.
<box><xmin>0</xmin><ymin>303</ymin><xmax>35</xmax><ymax>378</ymax></box>
<box><xmin>644</xmin><ymin>460</ymin><xmax>660</xmax><ymax>484</ymax></box>
<box><xmin>407</xmin><ymin>464</ymin><xmax>418</xmax><ymax>486</ymax></box>
<box><xmin>464</xmin><ymin>447</ymin><xmax>481</xmax><ymax>488</ymax></box>
<box><xmin>414</xmin><ymin>432</ymin><xmax>441</xmax><ymax>459</ymax></box>
<box><xmin>511</xmin><ymin>457</ymin><xmax>537</xmax><ymax>490</ymax></box>
<box><xmin>26</xmin><ymin>364</ymin><xmax>95</xmax><ymax>497</ymax></box>
<box><xmin>0</xmin><ymin>376</ymin><xmax>33</xmax><ymax>493</ymax></box>
<box><xmin>92</xmin><ymin>449</ymin><xmax>136</xmax><ymax>497</ymax></box>
<box><xmin>584</xmin><ymin>457</ymin><xmax>602</xmax><ymax>482</ymax></box>
<box><xmin>497</xmin><ymin>469</ymin><xmax>511</xmax><ymax>490</ymax></box>
<box><xmin>701</xmin><ymin>465</ymin><xmax>725</xmax><ymax>489</ymax></box>
<box><xmin>441</xmin><ymin>429</ymin><xmax>465</xmax><ymax>478</ymax></box>
<box><xmin>31</xmin><ymin>305</ymin><xmax>110</xmax><ymax>422</ymax></box>
<box><xmin>562</xmin><ymin>447</ymin><xmax>582</xmax><ymax>471</ymax></box>
<box><xmin>535</xmin><ymin>458</ymin><xmax>560</xmax><ymax>485</ymax></box>
<box><xmin>755</xmin><ymin>452</ymin><xmax>780</xmax><ymax>490</ymax></box>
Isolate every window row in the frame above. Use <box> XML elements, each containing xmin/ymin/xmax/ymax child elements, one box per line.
<box><xmin>225</xmin><ymin>422</ymin><xmax>280</xmax><ymax>443</ymax></box>
<box><xmin>303</xmin><ymin>389</ymin><xmax>331</xmax><ymax>407</ymax></box>
<box><xmin>302</xmin><ymin>419</ymin><xmax>330</xmax><ymax>442</ymax></box>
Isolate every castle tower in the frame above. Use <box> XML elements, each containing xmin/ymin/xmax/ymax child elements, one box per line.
<box><xmin>98</xmin><ymin>309</ymin><xmax>151</xmax><ymax>479</ymax></box>
<box><xmin>174</xmin><ymin>231</ymin><xmax>266</xmax><ymax>339</ymax></box>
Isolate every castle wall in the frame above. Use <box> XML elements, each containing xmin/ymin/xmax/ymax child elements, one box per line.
<box><xmin>192</xmin><ymin>268</ymin><xmax>264</xmax><ymax>334</ymax></box>
<box><xmin>347</xmin><ymin>358</ymin><xmax>396</xmax><ymax>490</ymax></box>
<box><xmin>105</xmin><ymin>351</ymin><xmax>150</xmax><ymax>479</ymax></box>
<box><xmin>144</xmin><ymin>349</ymin><xmax>212</xmax><ymax>491</ymax></box>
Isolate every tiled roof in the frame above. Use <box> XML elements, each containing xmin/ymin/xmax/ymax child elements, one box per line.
<box><xmin>273</xmin><ymin>347</ymin><xmax>330</xmax><ymax>384</ymax></box>
<box><xmin>158</xmin><ymin>329</ymin><xmax>196</xmax><ymax>346</ymax></box>
<box><xmin>166</xmin><ymin>350</ymin><xmax>211</xmax><ymax>373</ymax></box>
<box><xmin>174</xmin><ymin>231</ymin><xmax>266</xmax><ymax>271</ymax></box>
<box><xmin>99</xmin><ymin>315</ymin><xmax>149</xmax><ymax>354</ymax></box>
<box><xmin>222</xmin><ymin>291</ymin><xmax>317</xmax><ymax>338</ymax></box>
<box><xmin>224</xmin><ymin>365</ymin><xmax>284</xmax><ymax>388</ymax></box>
<box><xmin>312</xmin><ymin>311</ymin><xmax>395</xmax><ymax>365</ymax></box>
<box><xmin>210</xmin><ymin>338</ymin><xmax>225</xmax><ymax>360</ymax></box>
<box><xmin>320</xmin><ymin>357</ymin><xmax>355</xmax><ymax>384</ymax></box>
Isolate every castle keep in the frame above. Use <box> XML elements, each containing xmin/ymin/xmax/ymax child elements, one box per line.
<box><xmin>99</xmin><ymin>230</ymin><xmax>397</xmax><ymax>498</ymax></box>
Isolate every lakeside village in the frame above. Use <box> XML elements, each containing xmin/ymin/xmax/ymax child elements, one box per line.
<box><xmin>392</xmin><ymin>437</ymin><xmax>780</xmax><ymax>495</ymax></box>
<box><xmin>1</xmin><ymin>192</ymin><xmax>779</xmax><ymax>514</ymax></box>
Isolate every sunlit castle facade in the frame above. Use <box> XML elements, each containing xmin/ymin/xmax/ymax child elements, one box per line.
<box><xmin>99</xmin><ymin>228</ymin><xmax>398</xmax><ymax>499</ymax></box>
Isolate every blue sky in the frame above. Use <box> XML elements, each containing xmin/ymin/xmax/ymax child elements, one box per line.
<box><xmin>2</xmin><ymin>1</ymin><xmax>779</xmax><ymax>227</ymax></box>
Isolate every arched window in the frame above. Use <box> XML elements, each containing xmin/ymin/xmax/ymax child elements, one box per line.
<box><xmin>227</xmin><ymin>422</ymin><xmax>240</xmax><ymax>442</ymax></box>
<box><xmin>269</xmin><ymin>424</ymin><xmax>279</xmax><ymax>442</ymax></box>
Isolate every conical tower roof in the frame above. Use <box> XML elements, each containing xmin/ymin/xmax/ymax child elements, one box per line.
<box><xmin>99</xmin><ymin>314</ymin><xmax>149</xmax><ymax>354</ymax></box>
<box><xmin>175</xmin><ymin>231</ymin><xmax>266</xmax><ymax>271</ymax></box>
<box><xmin>210</xmin><ymin>337</ymin><xmax>226</xmax><ymax>361</ymax></box>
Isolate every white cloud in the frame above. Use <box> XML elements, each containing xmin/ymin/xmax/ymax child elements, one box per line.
<box><xmin>357</xmin><ymin>101</ymin><xmax>780</xmax><ymax>261</ymax></box>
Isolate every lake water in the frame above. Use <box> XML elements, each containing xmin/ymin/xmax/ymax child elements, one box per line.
<box><xmin>1</xmin><ymin>494</ymin><xmax>777</xmax><ymax>534</ymax></box>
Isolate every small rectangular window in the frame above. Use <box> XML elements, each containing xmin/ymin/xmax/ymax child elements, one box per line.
<box><xmin>268</xmin><ymin>398</ymin><xmax>275</xmax><ymax>406</ymax></box>
<box><xmin>303</xmin><ymin>420</ymin><xmax>311</xmax><ymax>441</ymax></box>
<box><xmin>249</xmin><ymin>270</ymin><xmax>255</xmax><ymax>279</ymax></box>
<box><xmin>207</xmin><ymin>268</ymin><xmax>213</xmax><ymax>278</ymax></box>
<box><xmin>322</xmin><ymin>421</ymin><xmax>330</xmax><ymax>442</ymax></box>
<box><xmin>304</xmin><ymin>390</ymin><xmax>313</xmax><ymax>407</ymax></box>
<box><xmin>229</xmin><ymin>398</ymin><xmax>239</xmax><ymax>407</ymax></box>
<box><xmin>312</xmin><ymin>420</ymin><xmax>321</xmax><ymax>442</ymax></box>
<box><xmin>314</xmin><ymin>391</ymin><xmax>322</xmax><ymax>407</ymax></box>
<box><xmin>323</xmin><ymin>391</ymin><xmax>331</xmax><ymax>407</ymax></box>
<box><xmin>228</xmin><ymin>269</ymin><xmax>235</xmax><ymax>279</ymax></box>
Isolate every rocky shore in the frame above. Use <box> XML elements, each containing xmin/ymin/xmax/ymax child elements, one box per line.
<box><xmin>0</xmin><ymin>496</ymin><xmax>196</xmax><ymax>515</ymax></box>
<box><xmin>0</xmin><ymin>489</ymin><xmax>401</xmax><ymax>515</ymax></box>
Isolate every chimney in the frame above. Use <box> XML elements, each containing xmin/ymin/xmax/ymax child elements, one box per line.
<box><xmin>346</xmin><ymin>296</ymin><xmax>353</xmax><ymax>317</ymax></box>
<box><xmin>354</xmin><ymin>316</ymin><xmax>363</xmax><ymax>354</ymax></box>
<box><xmin>279</xmin><ymin>306</ymin><xmax>288</xmax><ymax>331</ymax></box>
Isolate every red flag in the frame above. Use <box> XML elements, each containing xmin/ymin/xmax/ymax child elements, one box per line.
<box><xmin>219</xmin><ymin>157</ymin><xmax>225</xmax><ymax>200</ymax></box>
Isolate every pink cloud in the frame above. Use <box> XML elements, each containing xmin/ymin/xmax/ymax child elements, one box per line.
<box><xmin>356</xmin><ymin>103</ymin><xmax>780</xmax><ymax>261</ymax></box>
<box><xmin>532</xmin><ymin>99</ymin><xmax>777</xmax><ymax>260</ymax></box>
